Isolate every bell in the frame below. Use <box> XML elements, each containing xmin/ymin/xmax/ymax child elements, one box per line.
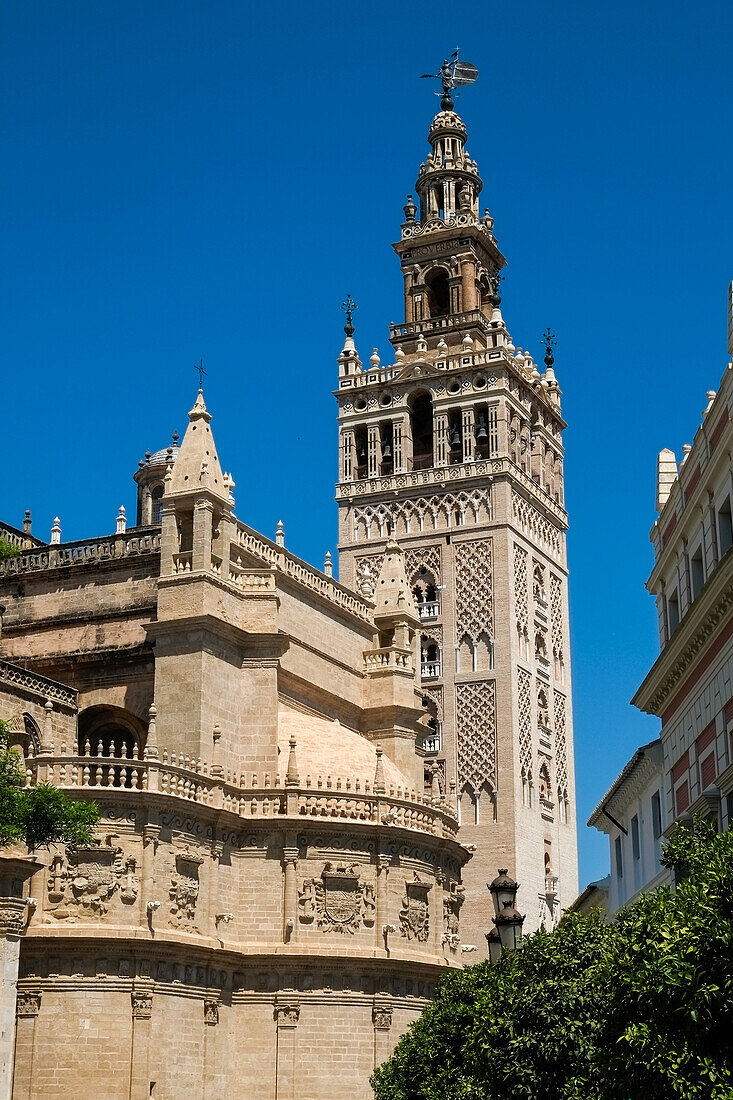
<box><xmin>450</xmin><ymin>426</ymin><xmax>461</xmax><ymax>449</ymax></box>
<box><xmin>358</xmin><ymin>445</ymin><xmax>367</xmax><ymax>462</ymax></box>
<box><xmin>476</xmin><ymin>417</ymin><xmax>488</xmax><ymax>443</ymax></box>
<box><xmin>382</xmin><ymin>441</ymin><xmax>392</xmax><ymax>461</ymax></box>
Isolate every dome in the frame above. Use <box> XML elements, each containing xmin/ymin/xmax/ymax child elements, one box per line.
<box><xmin>277</xmin><ymin>703</ymin><xmax>412</xmax><ymax>793</ymax></box>
<box><xmin>429</xmin><ymin>110</ymin><xmax>467</xmax><ymax>138</ymax></box>
<box><xmin>147</xmin><ymin>444</ymin><xmax>179</xmax><ymax>466</ymax></box>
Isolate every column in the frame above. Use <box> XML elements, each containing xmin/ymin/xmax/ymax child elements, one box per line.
<box><xmin>367</xmin><ymin>425</ymin><xmax>380</xmax><ymax>478</ymax></box>
<box><xmin>460</xmin><ymin>259</ymin><xmax>477</xmax><ymax>312</ymax></box>
<box><xmin>372</xmin><ymin>1000</ymin><xmax>393</xmax><ymax>1071</ymax></box>
<box><xmin>192</xmin><ymin>499</ymin><xmax>214</xmax><ymax>572</ymax></box>
<box><xmin>376</xmin><ymin>856</ymin><xmax>391</xmax><ymax>949</ymax></box>
<box><xmin>392</xmin><ymin>418</ymin><xmax>407</xmax><ymax>474</ymax></box>
<box><xmin>274</xmin><ymin>998</ymin><xmax>300</xmax><ymax>1100</ymax></box>
<box><xmin>282</xmin><ymin>845</ymin><xmax>299</xmax><ymax>943</ymax></box>
<box><xmin>404</xmin><ymin>275</ymin><xmax>414</xmax><ymax>323</ymax></box>
<box><xmin>462</xmin><ymin>407</ymin><xmax>475</xmax><ymax>464</ymax></box>
<box><xmin>142</xmin><ymin>487</ymin><xmax>153</xmax><ymax>527</ymax></box>
<box><xmin>0</xmin><ymin>898</ymin><xmax>27</xmax><ymax>1100</ymax></box>
<box><xmin>130</xmin><ymin>983</ymin><xmax>154</xmax><ymax>1100</ymax></box>
<box><xmin>433</xmin><ymin>412</ymin><xmax>448</xmax><ymax>468</ymax></box>
<box><xmin>140</xmin><ymin>823</ymin><xmax>160</xmax><ymax>926</ymax></box>
<box><xmin>12</xmin><ymin>989</ymin><xmax>41</xmax><ymax>1100</ymax></box>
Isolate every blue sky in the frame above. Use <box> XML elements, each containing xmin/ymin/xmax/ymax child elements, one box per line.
<box><xmin>2</xmin><ymin>0</ymin><xmax>733</xmax><ymax>889</ymax></box>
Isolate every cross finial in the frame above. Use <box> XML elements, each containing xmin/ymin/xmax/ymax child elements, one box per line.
<box><xmin>195</xmin><ymin>358</ymin><xmax>207</xmax><ymax>389</ymax></box>
<box><xmin>341</xmin><ymin>294</ymin><xmax>358</xmax><ymax>337</ymax></box>
<box><xmin>541</xmin><ymin>328</ymin><xmax>556</xmax><ymax>369</ymax></box>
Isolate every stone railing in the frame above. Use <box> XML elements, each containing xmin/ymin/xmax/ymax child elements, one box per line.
<box><xmin>235</xmin><ymin>525</ymin><xmax>374</xmax><ymax>625</ymax></box>
<box><xmin>389</xmin><ymin>308</ymin><xmax>494</xmax><ymax>340</ymax></box>
<box><xmin>363</xmin><ymin>648</ymin><xmax>412</xmax><ymax>673</ymax></box>
<box><xmin>23</xmin><ymin>746</ymin><xmax>459</xmax><ymax>840</ymax></box>
<box><xmin>0</xmin><ymin>659</ymin><xmax>78</xmax><ymax>710</ymax></box>
<box><xmin>0</xmin><ymin>529</ymin><xmax>161</xmax><ymax>578</ymax></box>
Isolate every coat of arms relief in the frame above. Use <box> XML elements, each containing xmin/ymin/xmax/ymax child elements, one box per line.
<box><xmin>399</xmin><ymin>872</ymin><xmax>432</xmax><ymax>943</ymax></box>
<box><xmin>46</xmin><ymin>838</ymin><xmax>139</xmax><ymax>919</ymax></box>
<box><xmin>169</xmin><ymin>849</ymin><xmax>204</xmax><ymax>928</ymax></box>
<box><xmin>298</xmin><ymin>862</ymin><xmax>376</xmax><ymax>935</ymax></box>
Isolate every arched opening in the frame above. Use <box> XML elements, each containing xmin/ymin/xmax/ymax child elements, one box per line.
<box><xmin>78</xmin><ymin>705</ymin><xmax>146</xmax><ymax>787</ymax></box>
<box><xmin>421</xmin><ymin>695</ymin><xmax>441</xmax><ymax>753</ymax></box>
<box><xmin>420</xmin><ymin>640</ymin><xmax>440</xmax><ymax>679</ymax></box>
<box><xmin>426</xmin><ymin>269</ymin><xmax>450</xmax><ymax>318</ymax></box>
<box><xmin>410</xmin><ymin>393</ymin><xmax>433</xmax><ymax>471</ymax></box>
<box><xmin>355</xmin><ymin>426</ymin><xmax>368</xmax><ymax>480</ymax></box>
<box><xmin>151</xmin><ymin>485</ymin><xmax>164</xmax><ymax>525</ymax></box>
<box><xmin>6</xmin><ymin>714</ymin><xmax>41</xmax><ymax>762</ymax></box>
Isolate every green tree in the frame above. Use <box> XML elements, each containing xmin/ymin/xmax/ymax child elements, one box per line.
<box><xmin>0</xmin><ymin>538</ymin><xmax>21</xmax><ymax>562</ymax></box>
<box><xmin>372</xmin><ymin>822</ymin><xmax>733</xmax><ymax>1100</ymax></box>
<box><xmin>0</xmin><ymin>719</ymin><xmax>98</xmax><ymax>850</ymax></box>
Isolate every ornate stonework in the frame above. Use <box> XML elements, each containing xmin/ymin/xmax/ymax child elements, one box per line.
<box><xmin>169</xmin><ymin>849</ymin><xmax>204</xmax><ymax>926</ymax></box>
<box><xmin>456</xmin><ymin>680</ymin><xmax>496</xmax><ymax>795</ymax></box>
<box><xmin>298</xmin><ymin>863</ymin><xmax>375</xmax><ymax>935</ymax></box>
<box><xmin>46</xmin><ymin>842</ymin><xmax>138</xmax><ymax>918</ymax></box>
<box><xmin>399</xmin><ymin>873</ymin><xmax>431</xmax><ymax>943</ymax></box>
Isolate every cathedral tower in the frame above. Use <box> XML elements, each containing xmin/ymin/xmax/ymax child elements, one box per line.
<box><xmin>336</xmin><ymin>95</ymin><xmax>578</xmax><ymax>949</ymax></box>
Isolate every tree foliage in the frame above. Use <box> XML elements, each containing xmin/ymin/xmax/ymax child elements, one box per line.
<box><xmin>372</xmin><ymin>822</ymin><xmax>733</xmax><ymax>1100</ymax></box>
<box><xmin>0</xmin><ymin>537</ymin><xmax>21</xmax><ymax>562</ymax></box>
<box><xmin>0</xmin><ymin>719</ymin><xmax>98</xmax><ymax>850</ymax></box>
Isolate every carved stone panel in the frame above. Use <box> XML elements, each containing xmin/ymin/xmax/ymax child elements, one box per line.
<box><xmin>16</xmin><ymin>990</ymin><xmax>42</xmax><ymax>1017</ymax></box>
<box><xmin>131</xmin><ymin>991</ymin><xmax>152</xmax><ymax>1019</ymax></box>
<box><xmin>442</xmin><ymin>881</ymin><xmax>465</xmax><ymax>948</ymax></box>
<box><xmin>399</xmin><ymin>872</ymin><xmax>432</xmax><ymax>943</ymax></box>
<box><xmin>169</xmin><ymin>849</ymin><xmax>204</xmax><ymax>927</ymax></box>
<box><xmin>46</xmin><ymin>841</ymin><xmax>139</xmax><ymax>920</ymax></box>
<box><xmin>298</xmin><ymin>862</ymin><xmax>375</xmax><ymax>935</ymax></box>
<box><xmin>203</xmin><ymin>999</ymin><xmax>219</xmax><ymax>1026</ymax></box>
<box><xmin>372</xmin><ymin>1003</ymin><xmax>393</xmax><ymax>1029</ymax></box>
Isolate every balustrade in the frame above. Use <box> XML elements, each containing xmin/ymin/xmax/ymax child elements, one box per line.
<box><xmin>418</xmin><ymin>601</ymin><xmax>439</xmax><ymax>621</ymax></box>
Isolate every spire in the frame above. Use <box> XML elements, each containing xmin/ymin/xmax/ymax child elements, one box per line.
<box><xmin>338</xmin><ymin>294</ymin><xmax>361</xmax><ymax>379</ymax></box>
<box><xmin>168</xmin><ymin>389</ymin><xmax>228</xmax><ymax>503</ymax></box>
<box><xmin>373</xmin><ymin>536</ymin><xmax>419</xmax><ymax>626</ymax></box>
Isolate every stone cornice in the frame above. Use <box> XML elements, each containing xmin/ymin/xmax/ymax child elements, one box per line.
<box><xmin>633</xmin><ymin>561</ymin><xmax>733</xmax><ymax>717</ymax></box>
<box><xmin>0</xmin><ymin>659</ymin><xmax>77</xmax><ymax>710</ymax></box>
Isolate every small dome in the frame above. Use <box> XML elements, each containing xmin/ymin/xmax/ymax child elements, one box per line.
<box><xmin>147</xmin><ymin>444</ymin><xmax>179</xmax><ymax>466</ymax></box>
<box><xmin>278</xmin><ymin>703</ymin><xmax>411</xmax><ymax>792</ymax></box>
<box><xmin>429</xmin><ymin>110</ymin><xmax>467</xmax><ymax>138</ymax></box>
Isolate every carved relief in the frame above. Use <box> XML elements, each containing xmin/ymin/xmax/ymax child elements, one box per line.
<box><xmin>46</xmin><ymin>840</ymin><xmax>139</xmax><ymax>919</ymax></box>
<box><xmin>16</xmin><ymin>990</ymin><xmax>42</xmax><ymax>1017</ymax></box>
<box><xmin>372</xmin><ymin>1003</ymin><xmax>393</xmax><ymax>1029</ymax></box>
<box><xmin>169</xmin><ymin>849</ymin><xmax>204</xmax><ymax>926</ymax></box>
<box><xmin>456</xmin><ymin>680</ymin><xmax>496</xmax><ymax>796</ymax></box>
<box><xmin>442</xmin><ymin>881</ymin><xmax>465</xmax><ymax>948</ymax></box>
<box><xmin>455</xmin><ymin>538</ymin><xmax>494</xmax><ymax>642</ymax></box>
<box><xmin>275</xmin><ymin>1000</ymin><xmax>300</xmax><ymax>1026</ymax></box>
<box><xmin>131</xmin><ymin>991</ymin><xmax>153</xmax><ymax>1019</ymax></box>
<box><xmin>298</xmin><ymin>862</ymin><xmax>375</xmax><ymax>935</ymax></box>
<box><xmin>203</xmin><ymin>999</ymin><xmax>219</xmax><ymax>1026</ymax></box>
<box><xmin>399</xmin><ymin>872</ymin><xmax>432</xmax><ymax>942</ymax></box>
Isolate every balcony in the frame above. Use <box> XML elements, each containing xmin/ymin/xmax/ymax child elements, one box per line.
<box><xmin>418</xmin><ymin>601</ymin><xmax>439</xmax><ymax>621</ymax></box>
<box><xmin>421</xmin><ymin>732</ymin><xmax>442</xmax><ymax>754</ymax></box>
<box><xmin>421</xmin><ymin>662</ymin><xmax>441</xmax><ymax>680</ymax></box>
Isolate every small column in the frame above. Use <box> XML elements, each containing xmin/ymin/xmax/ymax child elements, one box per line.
<box><xmin>462</xmin><ymin>407</ymin><xmax>475</xmax><ymax>464</ymax></box>
<box><xmin>282</xmin><ymin>843</ymin><xmax>299</xmax><ymax>943</ymax></box>
<box><xmin>130</xmin><ymin>983</ymin><xmax>154</xmax><ymax>1100</ymax></box>
<box><xmin>376</xmin><ymin>856</ymin><xmax>391</xmax><ymax>949</ymax></box>
<box><xmin>372</xmin><ymin>1000</ymin><xmax>393</xmax><ymax>1071</ymax></box>
<box><xmin>141</xmin><ymin>486</ymin><xmax>153</xmax><ymax>527</ymax></box>
<box><xmin>460</xmin><ymin>259</ymin><xmax>477</xmax><ymax>312</ymax></box>
<box><xmin>433</xmin><ymin>412</ymin><xmax>448</xmax><ymax>468</ymax></box>
<box><xmin>367</xmin><ymin>425</ymin><xmax>380</xmax><ymax>478</ymax></box>
<box><xmin>274</xmin><ymin>998</ymin><xmax>300</xmax><ymax>1100</ymax></box>
<box><xmin>12</xmin><ymin>989</ymin><xmax>41</xmax><ymax>1100</ymax></box>
<box><xmin>140</xmin><ymin>822</ymin><xmax>160</xmax><ymax>925</ymax></box>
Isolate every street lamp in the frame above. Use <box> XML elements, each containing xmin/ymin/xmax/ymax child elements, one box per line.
<box><xmin>486</xmin><ymin>869</ymin><xmax>525</xmax><ymax>961</ymax></box>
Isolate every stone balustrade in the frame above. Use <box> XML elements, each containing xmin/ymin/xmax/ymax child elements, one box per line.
<box><xmin>23</xmin><ymin>746</ymin><xmax>459</xmax><ymax>840</ymax></box>
<box><xmin>0</xmin><ymin>530</ymin><xmax>161</xmax><ymax>577</ymax></box>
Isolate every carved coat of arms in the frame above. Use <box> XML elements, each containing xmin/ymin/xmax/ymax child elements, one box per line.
<box><xmin>442</xmin><ymin>881</ymin><xmax>465</xmax><ymax>948</ymax></box>
<box><xmin>299</xmin><ymin>862</ymin><xmax>375</xmax><ymax>935</ymax></box>
<box><xmin>47</xmin><ymin>840</ymin><xmax>138</xmax><ymax>918</ymax></box>
<box><xmin>169</xmin><ymin>849</ymin><xmax>204</xmax><ymax>925</ymax></box>
<box><xmin>400</xmin><ymin>872</ymin><xmax>432</xmax><ymax>943</ymax></box>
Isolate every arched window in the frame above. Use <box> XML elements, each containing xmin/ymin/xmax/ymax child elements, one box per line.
<box><xmin>426</xmin><ymin>269</ymin><xmax>450</xmax><ymax>318</ymax></box>
<box><xmin>410</xmin><ymin>393</ymin><xmax>433</xmax><ymax>471</ymax></box>
<box><xmin>78</xmin><ymin>706</ymin><xmax>145</xmax><ymax>787</ymax></box>
<box><xmin>151</xmin><ymin>485</ymin><xmax>164</xmax><ymax>525</ymax></box>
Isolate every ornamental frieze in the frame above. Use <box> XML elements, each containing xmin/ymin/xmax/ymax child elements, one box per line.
<box><xmin>298</xmin><ymin>862</ymin><xmax>375</xmax><ymax>935</ymax></box>
<box><xmin>46</xmin><ymin>840</ymin><xmax>139</xmax><ymax>919</ymax></box>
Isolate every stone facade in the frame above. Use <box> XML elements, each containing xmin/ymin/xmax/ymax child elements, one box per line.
<box><xmin>336</xmin><ymin>105</ymin><xmax>578</xmax><ymax>948</ymax></box>
<box><xmin>633</xmin><ymin>329</ymin><xmax>733</xmax><ymax>846</ymax></box>
<box><xmin>0</xmin><ymin>387</ymin><xmax>469</xmax><ymax>1099</ymax></box>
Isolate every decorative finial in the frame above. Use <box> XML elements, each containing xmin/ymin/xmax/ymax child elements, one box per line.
<box><xmin>341</xmin><ymin>294</ymin><xmax>358</xmax><ymax>337</ymax></box>
<box><xmin>491</xmin><ymin>272</ymin><xmax>503</xmax><ymax>307</ymax></box>
<box><xmin>172</xmin><ymin>430</ymin><xmax>179</xmax><ymax>446</ymax></box>
<box><xmin>541</xmin><ymin>328</ymin><xmax>556</xmax><ymax>370</ymax></box>
<box><xmin>195</xmin><ymin>358</ymin><xmax>207</xmax><ymax>390</ymax></box>
<box><xmin>420</xmin><ymin>50</ymin><xmax>478</xmax><ymax>112</ymax></box>
<box><xmin>275</xmin><ymin>520</ymin><xmax>285</xmax><ymax>547</ymax></box>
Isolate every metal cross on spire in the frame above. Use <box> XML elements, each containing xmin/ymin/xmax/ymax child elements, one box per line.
<box><xmin>541</xmin><ymin>328</ymin><xmax>556</xmax><ymax>369</ymax></box>
<box><xmin>195</xmin><ymin>358</ymin><xmax>207</xmax><ymax>389</ymax></box>
<box><xmin>341</xmin><ymin>294</ymin><xmax>358</xmax><ymax>337</ymax></box>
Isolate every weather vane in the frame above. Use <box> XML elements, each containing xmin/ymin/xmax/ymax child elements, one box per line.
<box><xmin>421</xmin><ymin>49</ymin><xmax>478</xmax><ymax>111</ymax></box>
<box><xmin>341</xmin><ymin>294</ymin><xmax>358</xmax><ymax>337</ymax></box>
<box><xmin>195</xmin><ymin>358</ymin><xmax>207</xmax><ymax>389</ymax></box>
<box><xmin>541</xmin><ymin>328</ymin><xmax>556</xmax><ymax>369</ymax></box>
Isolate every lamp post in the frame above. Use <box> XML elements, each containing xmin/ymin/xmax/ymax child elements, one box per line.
<box><xmin>486</xmin><ymin>868</ymin><xmax>525</xmax><ymax>963</ymax></box>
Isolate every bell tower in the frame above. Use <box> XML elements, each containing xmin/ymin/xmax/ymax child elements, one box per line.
<box><xmin>335</xmin><ymin>77</ymin><xmax>578</xmax><ymax>951</ymax></box>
